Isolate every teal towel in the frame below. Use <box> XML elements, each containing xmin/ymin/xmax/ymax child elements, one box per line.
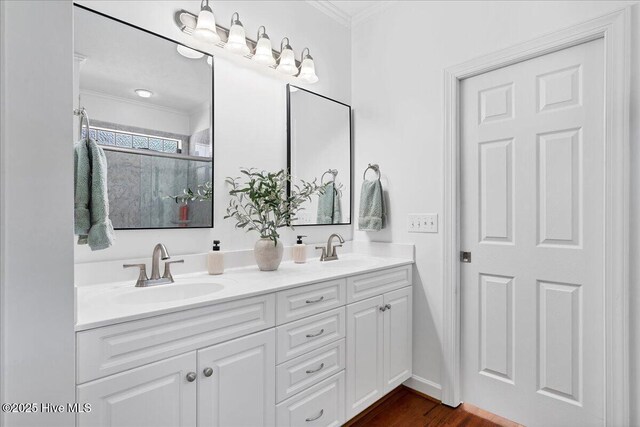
<box><xmin>74</xmin><ymin>138</ymin><xmax>115</xmax><ymax>250</ymax></box>
<box><xmin>358</xmin><ymin>179</ymin><xmax>385</xmax><ymax>231</ymax></box>
<box><xmin>317</xmin><ymin>182</ymin><xmax>335</xmax><ymax>224</ymax></box>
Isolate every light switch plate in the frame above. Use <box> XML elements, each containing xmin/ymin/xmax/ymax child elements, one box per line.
<box><xmin>408</xmin><ymin>213</ymin><xmax>438</xmax><ymax>233</ymax></box>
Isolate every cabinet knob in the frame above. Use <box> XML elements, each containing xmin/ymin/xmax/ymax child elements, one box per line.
<box><xmin>186</xmin><ymin>372</ymin><xmax>197</xmax><ymax>382</ymax></box>
<box><xmin>385</xmin><ymin>303</ymin><xmax>392</xmax><ymax>310</ymax></box>
<box><xmin>379</xmin><ymin>306</ymin><xmax>387</xmax><ymax>312</ymax></box>
<box><xmin>203</xmin><ymin>367</ymin><xmax>213</xmax><ymax>377</ymax></box>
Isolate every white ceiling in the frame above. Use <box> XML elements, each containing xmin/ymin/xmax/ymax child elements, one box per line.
<box><xmin>74</xmin><ymin>7</ymin><xmax>212</xmax><ymax>113</ymax></box>
<box><xmin>307</xmin><ymin>0</ymin><xmax>388</xmax><ymax>27</ymax></box>
<box><xmin>327</xmin><ymin>1</ymin><xmax>381</xmax><ymax>17</ymax></box>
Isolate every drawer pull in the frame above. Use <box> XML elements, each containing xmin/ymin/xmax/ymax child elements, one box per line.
<box><xmin>305</xmin><ymin>296</ymin><xmax>325</xmax><ymax>304</ymax></box>
<box><xmin>306</xmin><ymin>409</ymin><xmax>324</xmax><ymax>422</ymax></box>
<box><xmin>305</xmin><ymin>363</ymin><xmax>325</xmax><ymax>374</ymax></box>
<box><xmin>305</xmin><ymin>328</ymin><xmax>325</xmax><ymax>338</ymax></box>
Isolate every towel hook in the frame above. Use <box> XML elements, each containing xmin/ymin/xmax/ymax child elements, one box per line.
<box><xmin>73</xmin><ymin>107</ymin><xmax>91</xmax><ymax>142</ymax></box>
<box><xmin>363</xmin><ymin>163</ymin><xmax>380</xmax><ymax>180</ymax></box>
<box><xmin>321</xmin><ymin>169</ymin><xmax>338</xmax><ymax>185</ymax></box>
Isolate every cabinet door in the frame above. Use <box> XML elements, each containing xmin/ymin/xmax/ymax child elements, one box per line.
<box><xmin>77</xmin><ymin>353</ymin><xmax>196</xmax><ymax>427</ymax></box>
<box><xmin>197</xmin><ymin>329</ymin><xmax>276</xmax><ymax>427</ymax></box>
<box><xmin>346</xmin><ymin>295</ymin><xmax>384</xmax><ymax>419</ymax></box>
<box><xmin>383</xmin><ymin>286</ymin><xmax>412</xmax><ymax>392</ymax></box>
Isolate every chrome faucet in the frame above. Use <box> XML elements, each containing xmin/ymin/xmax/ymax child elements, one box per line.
<box><xmin>123</xmin><ymin>243</ymin><xmax>184</xmax><ymax>287</ymax></box>
<box><xmin>316</xmin><ymin>233</ymin><xmax>345</xmax><ymax>261</ymax></box>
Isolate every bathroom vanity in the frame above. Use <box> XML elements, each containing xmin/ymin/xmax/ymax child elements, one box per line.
<box><xmin>75</xmin><ymin>253</ymin><xmax>413</xmax><ymax>426</ymax></box>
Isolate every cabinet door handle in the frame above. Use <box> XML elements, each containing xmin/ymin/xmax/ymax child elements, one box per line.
<box><xmin>305</xmin><ymin>409</ymin><xmax>324</xmax><ymax>422</ymax></box>
<box><xmin>379</xmin><ymin>306</ymin><xmax>387</xmax><ymax>312</ymax></box>
<box><xmin>305</xmin><ymin>296</ymin><xmax>324</xmax><ymax>304</ymax></box>
<box><xmin>385</xmin><ymin>303</ymin><xmax>392</xmax><ymax>310</ymax></box>
<box><xmin>305</xmin><ymin>363</ymin><xmax>325</xmax><ymax>374</ymax></box>
<box><xmin>305</xmin><ymin>328</ymin><xmax>325</xmax><ymax>338</ymax></box>
<box><xmin>186</xmin><ymin>372</ymin><xmax>197</xmax><ymax>382</ymax></box>
<box><xmin>203</xmin><ymin>367</ymin><xmax>213</xmax><ymax>377</ymax></box>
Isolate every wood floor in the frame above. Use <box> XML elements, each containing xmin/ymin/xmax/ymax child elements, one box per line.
<box><xmin>345</xmin><ymin>386</ymin><xmax>523</xmax><ymax>427</ymax></box>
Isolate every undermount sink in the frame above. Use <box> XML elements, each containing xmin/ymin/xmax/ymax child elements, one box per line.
<box><xmin>116</xmin><ymin>282</ymin><xmax>225</xmax><ymax>305</ymax></box>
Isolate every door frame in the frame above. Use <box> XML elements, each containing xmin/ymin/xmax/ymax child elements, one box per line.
<box><xmin>441</xmin><ymin>8</ymin><xmax>630</xmax><ymax>426</ymax></box>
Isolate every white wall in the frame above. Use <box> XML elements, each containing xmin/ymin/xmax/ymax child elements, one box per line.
<box><xmin>74</xmin><ymin>0</ymin><xmax>352</xmax><ymax>264</ymax></box>
<box><xmin>351</xmin><ymin>1</ymin><xmax>639</xmax><ymax>423</ymax></box>
<box><xmin>0</xmin><ymin>1</ymin><xmax>75</xmax><ymax>426</ymax></box>
<box><xmin>80</xmin><ymin>90</ymin><xmax>192</xmax><ymax>135</ymax></box>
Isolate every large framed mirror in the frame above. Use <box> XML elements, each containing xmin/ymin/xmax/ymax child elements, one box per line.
<box><xmin>287</xmin><ymin>85</ymin><xmax>352</xmax><ymax>226</ymax></box>
<box><xmin>74</xmin><ymin>5</ymin><xmax>213</xmax><ymax>229</ymax></box>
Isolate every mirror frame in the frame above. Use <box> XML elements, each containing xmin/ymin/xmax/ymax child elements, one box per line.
<box><xmin>74</xmin><ymin>4</ymin><xmax>215</xmax><ymax>230</ymax></box>
<box><xmin>286</xmin><ymin>84</ymin><xmax>353</xmax><ymax>226</ymax></box>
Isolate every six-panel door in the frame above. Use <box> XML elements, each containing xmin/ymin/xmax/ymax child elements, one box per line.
<box><xmin>197</xmin><ymin>329</ymin><xmax>276</xmax><ymax>427</ymax></box>
<box><xmin>77</xmin><ymin>353</ymin><xmax>197</xmax><ymax>427</ymax></box>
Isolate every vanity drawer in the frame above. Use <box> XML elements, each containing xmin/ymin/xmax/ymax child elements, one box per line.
<box><xmin>276</xmin><ymin>279</ymin><xmax>346</xmax><ymax>325</ymax></box>
<box><xmin>276</xmin><ymin>307</ymin><xmax>345</xmax><ymax>363</ymax></box>
<box><xmin>76</xmin><ymin>294</ymin><xmax>275</xmax><ymax>383</ymax></box>
<box><xmin>276</xmin><ymin>371</ymin><xmax>345</xmax><ymax>427</ymax></box>
<box><xmin>276</xmin><ymin>339</ymin><xmax>345</xmax><ymax>403</ymax></box>
<box><xmin>346</xmin><ymin>265</ymin><xmax>412</xmax><ymax>303</ymax></box>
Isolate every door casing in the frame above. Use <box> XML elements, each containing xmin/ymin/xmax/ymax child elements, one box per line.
<box><xmin>441</xmin><ymin>8</ymin><xmax>630</xmax><ymax>427</ymax></box>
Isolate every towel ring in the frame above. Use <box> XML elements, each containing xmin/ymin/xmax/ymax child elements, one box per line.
<box><xmin>363</xmin><ymin>163</ymin><xmax>381</xmax><ymax>180</ymax></box>
<box><xmin>73</xmin><ymin>107</ymin><xmax>91</xmax><ymax>142</ymax></box>
<box><xmin>321</xmin><ymin>169</ymin><xmax>338</xmax><ymax>185</ymax></box>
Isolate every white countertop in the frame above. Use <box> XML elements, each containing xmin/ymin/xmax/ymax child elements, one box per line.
<box><xmin>75</xmin><ymin>253</ymin><xmax>413</xmax><ymax>332</ymax></box>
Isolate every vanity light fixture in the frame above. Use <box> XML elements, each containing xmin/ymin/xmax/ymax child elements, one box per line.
<box><xmin>252</xmin><ymin>26</ymin><xmax>275</xmax><ymax>66</ymax></box>
<box><xmin>224</xmin><ymin>12</ymin><xmax>250</xmax><ymax>55</ymax></box>
<box><xmin>297</xmin><ymin>48</ymin><xmax>319</xmax><ymax>83</ymax></box>
<box><xmin>193</xmin><ymin>0</ymin><xmax>220</xmax><ymax>43</ymax></box>
<box><xmin>135</xmin><ymin>89</ymin><xmax>153</xmax><ymax>98</ymax></box>
<box><xmin>276</xmin><ymin>37</ymin><xmax>298</xmax><ymax>76</ymax></box>
<box><xmin>174</xmin><ymin>7</ymin><xmax>318</xmax><ymax>83</ymax></box>
<box><xmin>176</xmin><ymin>44</ymin><xmax>204</xmax><ymax>59</ymax></box>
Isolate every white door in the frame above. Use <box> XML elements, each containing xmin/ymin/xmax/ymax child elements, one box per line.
<box><xmin>77</xmin><ymin>353</ymin><xmax>197</xmax><ymax>427</ymax></box>
<box><xmin>383</xmin><ymin>287</ymin><xmax>412</xmax><ymax>392</ymax></box>
<box><xmin>460</xmin><ymin>38</ymin><xmax>604</xmax><ymax>427</ymax></box>
<box><xmin>197</xmin><ymin>329</ymin><xmax>276</xmax><ymax>427</ymax></box>
<box><xmin>346</xmin><ymin>295</ymin><xmax>384</xmax><ymax>418</ymax></box>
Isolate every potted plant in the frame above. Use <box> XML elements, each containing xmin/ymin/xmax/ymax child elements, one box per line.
<box><xmin>225</xmin><ymin>168</ymin><xmax>324</xmax><ymax>271</ymax></box>
<box><xmin>165</xmin><ymin>181</ymin><xmax>213</xmax><ymax>226</ymax></box>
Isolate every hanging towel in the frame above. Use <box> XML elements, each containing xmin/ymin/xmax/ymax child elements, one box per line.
<box><xmin>332</xmin><ymin>186</ymin><xmax>342</xmax><ymax>224</ymax></box>
<box><xmin>74</xmin><ymin>138</ymin><xmax>115</xmax><ymax>250</ymax></box>
<box><xmin>358</xmin><ymin>179</ymin><xmax>385</xmax><ymax>231</ymax></box>
<box><xmin>316</xmin><ymin>182</ymin><xmax>336</xmax><ymax>224</ymax></box>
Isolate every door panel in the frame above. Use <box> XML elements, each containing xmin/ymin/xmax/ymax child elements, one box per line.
<box><xmin>77</xmin><ymin>353</ymin><xmax>196</xmax><ymax>427</ymax></box>
<box><xmin>383</xmin><ymin>287</ymin><xmax>412</xmax><ymax>392</ymax></box>
<box><xmin>460</xmin><ymin>39</ymin><xmax>604</xmax><ymax>427</ymax></box>
<box><xmin>197</xmin><ymin>329</ymin><xmax>276</xmax><ymax>427</ymax></box>
<box><xmin>346</xmin><ymin>295</ymin><xmax>384</xmax><ymax>418</ymax></box>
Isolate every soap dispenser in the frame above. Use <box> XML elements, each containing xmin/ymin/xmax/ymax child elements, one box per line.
<box><xmin>293</xmin><ymin>235</ymin><xmax>307</xmax><ymax>264</ymax></box>
<box><xmin>207</xmin><ymin>240</ymin><xmax>224</xmax><ymax>275</ymax></box>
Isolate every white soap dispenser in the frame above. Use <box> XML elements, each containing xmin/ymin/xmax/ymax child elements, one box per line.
<box><xmin>293</xmin><ymin>235</ymin><xmax>307</xmax><ymax>264</ymax></box>
<box><xmin>207</xmin><ymin>240</ymin><xmax>224</xmax><ymax>275</ymax></box>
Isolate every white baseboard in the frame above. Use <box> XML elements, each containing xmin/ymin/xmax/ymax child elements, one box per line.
<box><xmin>403</xmin><ymin>375</ymin><xmax>442</xmax><ymax>401</ymax></box>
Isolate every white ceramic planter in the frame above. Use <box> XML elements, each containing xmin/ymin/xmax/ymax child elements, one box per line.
<box><xmin>254</xmin><ymin>238</ymin><xmax>284</xmax><ymax>271</ymax></box>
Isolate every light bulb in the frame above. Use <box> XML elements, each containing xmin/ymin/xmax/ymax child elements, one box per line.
<box><xmin>277</xmin><ymin>38</ymin><xmax>297</xmax><ymax>76</ymax></box>
<box><xmin>298</xmin><ymin>50</ymin><xmax>318</xmax><ymax>83</ymax></box>
<box><xmin>253</xmin><ymin>26</ymin><xmax>275</xmax><ymax>66</ymax></box>
<box><xmin>193</xmin><ymin>1</ymin><xmax>220</xmax><ymax>43</ymax></box>
<box><xmin>225</xmin><ymin>13</ymin><xmax>250</xmax><ymax>55</ymax></box>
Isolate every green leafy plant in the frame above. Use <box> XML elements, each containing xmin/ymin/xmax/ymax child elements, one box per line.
<box><xmin>224</xmin><ymin>168</ymin><xmax>325</xmax><ymax>244</ymax></box>
<box><xmin>164</xmin><ymin>181</ymin><xmax>213</xmax><ymax>204</ymax></box>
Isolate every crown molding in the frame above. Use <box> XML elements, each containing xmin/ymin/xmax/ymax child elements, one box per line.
<box><xmin>305</xmin><ymin>0</ymin><xmax>352</xmax><ymax>28</ymax></box>
<box><xmin>351</xmin><ymin>1</ymin><xmax>393</xmax><ymax>27</ymax></box>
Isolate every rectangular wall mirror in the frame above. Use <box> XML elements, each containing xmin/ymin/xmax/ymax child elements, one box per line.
<box><xmin>287</xmin><ymin>85</ymin><xmax>352</xmax><ymax>225</ymax></box>
<box><xmin>74</xmin><ymin>6</ymin><xmax>213</xmax><ymax>229</ymax></box>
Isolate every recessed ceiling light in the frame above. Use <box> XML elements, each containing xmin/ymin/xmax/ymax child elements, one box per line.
<box><xmin>135</xmin><ymin>89</ymin><xmax>153</xmax><ymax>98</ymax></box>
<box><xmin>177</xmin><ymin>45</ymin><xmax>204</xmax><ymax>59</ymax></box>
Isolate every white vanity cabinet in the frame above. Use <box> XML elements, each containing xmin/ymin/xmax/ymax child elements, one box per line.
<box><xmin>346</xmin><ymin>285</ymin><xmax>413</xmax><ymax>419</ymax></box>
<box><xmin>75</xmin><ymin>262</ymin><xmax>413</xmax><ymax>427</ymax></box>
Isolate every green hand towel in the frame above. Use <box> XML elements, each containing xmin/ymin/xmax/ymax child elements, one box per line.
<box><xmin>74</xmin><ymin>138</ymin><xmax>115</xmax><ymax>251</ymax></box>
<box><xmin>316</xmin><ymin>182</ymin><xmax>335</xmax><ymax>224</ymax></box>
<box><xmin>358</xmin><ymin>179</ymin><xmax>385</xmax><ymax>231</ymax></box>
<box><xmin>332</xmin><ymin>187</ymin><xmax>342</xmax><ymax>224</ymax></box>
